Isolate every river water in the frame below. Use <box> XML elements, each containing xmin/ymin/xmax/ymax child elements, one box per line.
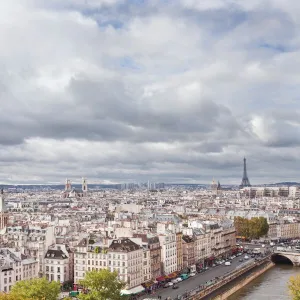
<box><xmin>228</xmin><ymin>265</ymin><xmax>300</xmax><ymax>300</ymax></box>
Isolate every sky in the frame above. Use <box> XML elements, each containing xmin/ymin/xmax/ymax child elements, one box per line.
<box><xmin>1</xmin><ymin>0</ymin><xmax>300</xmax><ymax>185</ymax></box>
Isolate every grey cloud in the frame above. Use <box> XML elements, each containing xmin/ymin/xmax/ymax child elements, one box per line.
<box><xmin>1</xmin><ymin>0</ymin><xmax>300</xmax><ymax>184</ymax></box>
<box><xmin>0</xmin><ymin>72</ymin><xmax>242</xmax><ymax>146</ymax></box>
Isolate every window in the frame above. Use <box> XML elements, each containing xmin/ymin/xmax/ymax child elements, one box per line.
<box><xmin>46</xmin><ymin>266</ymin><xmax>49</xmax><ymax>271</ymax></box>
<box><xmin>57</xmin><ymin>267</ymin><xmax>60</xmax><ymax>273</ymax></box>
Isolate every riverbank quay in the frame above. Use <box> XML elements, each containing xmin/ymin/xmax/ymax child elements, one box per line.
<box><xmin>211</xmin><ymin>261</ymin><xmax>274</xmax><ymax>300</ymax></box>
<box><xmin>187</xmin><ymin>256</ymin><xmax>273</xmax><ymax>300</ymax></box>
<box><xmin>140</xmin><ymin>256</ymin><xmax>248</xmax><ymax>300</ymax></box>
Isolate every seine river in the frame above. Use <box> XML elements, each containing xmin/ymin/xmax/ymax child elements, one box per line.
<box><xmin>228</xmin><ymin>265</ymin><xmax>299</xmax><ymax>300</ymax></box>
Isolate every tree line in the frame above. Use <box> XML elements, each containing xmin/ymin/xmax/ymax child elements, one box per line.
<box><xmin>0</xmin><ymin>269</ymin><xmax>127</xmax><ymax>300</ymax></box>
<box><xmin>234</xmin><ymin>216</ymin><xmax>269</xmax><ymax>240</ymax></box>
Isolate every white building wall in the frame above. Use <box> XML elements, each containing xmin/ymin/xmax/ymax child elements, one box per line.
<box><xmin>159</xmin><ymin>234</ymin><xmax>177</xmax><ymax>275</ymax></box>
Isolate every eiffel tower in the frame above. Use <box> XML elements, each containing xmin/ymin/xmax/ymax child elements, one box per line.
<box><xmin>240</xmin><ymin>157</ymin><xmax>251</xmax><ymax>188</ymax></box>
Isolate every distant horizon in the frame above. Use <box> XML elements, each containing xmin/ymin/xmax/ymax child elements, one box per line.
<box><xmin>1</xmin><ymin>181</ymin><xmax>299</xmax><ymax>187</ymax></box>
<box><xmin>1</xmin><ymin>2</ymin><xmax>300</xmax><ymax>186</ymax></box>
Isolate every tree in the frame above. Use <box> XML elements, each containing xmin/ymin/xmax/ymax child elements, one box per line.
<box><xmin>234</xmin><ymin>216</ymin><xmax>250</xmax><ymax>237</ymax></box>
<box><xmin>9</xmin><ymin>277</ymin><xmax>60</xmax><ymax>300</ymax></box>
<box><xmin>234</xmin><ymin>216</ymin><xmax>269</xmax><ymax>240</ymax></box>
<box><xmin>0</xmin><ymin>294</ymin><xmax>23</xmax><ymax>300</ymax></box>
<box><xmin>79</xmin><ymin>269</ymin><xmax>127</xmax><ymax>300</ymax></box>
<box><xmin>289</xmin><ymin>275</ymin><xmax>300</xmax><ymax>300</ymax></box>
<box><xmin>258</xmin><ymin>217</ymin><xmax>269</xmax><ymax>236</ymax></box>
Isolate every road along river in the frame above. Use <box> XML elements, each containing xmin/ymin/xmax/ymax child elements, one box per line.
<box><xmin>141</xmin><ymin>256</ymin><xmax>253</xmax><ymax>299</ymax></box>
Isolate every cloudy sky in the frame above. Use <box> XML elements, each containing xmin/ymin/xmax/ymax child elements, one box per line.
<box><xmin>1</xmin><ymin>0</ymin><xmax>300</xmax><ymax>185</ymax></box>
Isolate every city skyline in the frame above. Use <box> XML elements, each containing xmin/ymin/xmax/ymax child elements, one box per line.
<box><xmin>1</xmin><ymin>1</ymin><xmax>300</xmax><ymax>184</ymax></box>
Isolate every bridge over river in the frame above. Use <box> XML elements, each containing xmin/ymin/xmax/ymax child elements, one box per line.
<box><xmin>271</xmin><ymin>250</ymin><xmax>300</xmax><ymax>266</ymax></box>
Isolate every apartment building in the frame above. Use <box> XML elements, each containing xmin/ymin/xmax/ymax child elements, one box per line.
<box><xmin>193</xmin><ymin>229</ymin><xmax>211</xmax><ymax>263</ymax></box>
<box><xmin>158</xmin><ymin>233</ymin><xmax>177</xmax><ymax>275</ymax></box>
<box><xmin>176</xmin><ymin>232</ymin><xmax>183</xmax><ymax>271</ymax></box>
<box><xmin>268</xmin><ymin>221</ymin><xmax>300</xmax><ymax>239</ymax></box>
<box><xmin>44</xmin><ymin>244</ymin><xmax>73</xmax><ymax>284</ymax></box>
<box><xmin>182</xmin><ymin>235</ymin><xmax>195</xmax><ymax>268</ymax></box>
<box><xmin>74</xmin><ymin>237</ymin><xmax>143</xmax><ymax>290</ymax></box>
<box><xmin>0</xmin><ymin>249</ymin><xmax>38</xmax><ymax>293</ymax></box>
<box><xmin>2</xmin><ymin>225</ymin><xmax>55</xmax><ymax>276</ymax></box>
<box><xmin>148</xmin><ymin>236</ymin><xmax>161</xmax><ymax>280</ymax></box>
<box><xmin>132</xmin><ymin>234</ymin><xmax>161</xmax><ymax>281</ymax></box>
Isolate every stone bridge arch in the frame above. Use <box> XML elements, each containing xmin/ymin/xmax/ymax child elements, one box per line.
<box><xmin>271</xmin><ymin>252</ymin><xmax>300</xmax><ymax>266</ymax></box>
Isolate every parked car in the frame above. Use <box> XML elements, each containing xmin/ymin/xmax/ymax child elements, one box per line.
<box><xmin>164</xmin><ymin>282</ymin><xmax>173</xmax><ymax>288</ymax></box>
<box><xmin>176</xmin><ymin>277</ymin><xmax>183</xmax><ymax>282</ymax></box>
<box><xmin>189</xmin><ymin>272</ymin><xmax>196</xmax><ymax>277</ymax></box>
<box><xmin>172</xmin><ymin>284</ymin><xmax>179</xmax><ymax>289</ymax></box>
<box><xmin>225</xmin><ymin>261</ymin><xmax>231</xmax><ymax>266</ymax></box>
<box><xmin>244</xmin><ymin>255</ymin><xmax>249</xmax><ymax>259</ymax></box>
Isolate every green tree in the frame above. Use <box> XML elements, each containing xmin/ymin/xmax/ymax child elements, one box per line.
<box><xmin>79</xmin><ymin>269</ymin><xmax>127</xmax><ymax>300</ymax></box>
<box><xmin>248</xmin><ymin>217</ymin><xmax>269</xmax><ymax>239</ymax></box>
<box><xmin>258</xmin><ymin>217</ymin><xmax>269</xmax><ymax>236</ymax></box>
<box><xmin>289</xmin><ymin>275</ymin><xmax>300</xmax><ymax>300</ymax></box>
<box><xmin>0</xmin><ymin>294</ymin><xmax>24</xmax><ymax>300</ymax></box>
<box><xmin>234</xmin><ymin>216</ymin><xmax>250</xmax><ymax>237</ymax></box>
<box><xmin>234</xmin><ymin>216</ymin><xmax>269</xmax><ymax>239</ymax></box>
<box><xmin>9</xmin><ymin>277</ymin><xmax>60</xmax><ymax>300</ymax></box>
<box><xmin>249</xmin><ymin>218</ymin><xmax>260</xmax><ymax>239</ymax></box>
